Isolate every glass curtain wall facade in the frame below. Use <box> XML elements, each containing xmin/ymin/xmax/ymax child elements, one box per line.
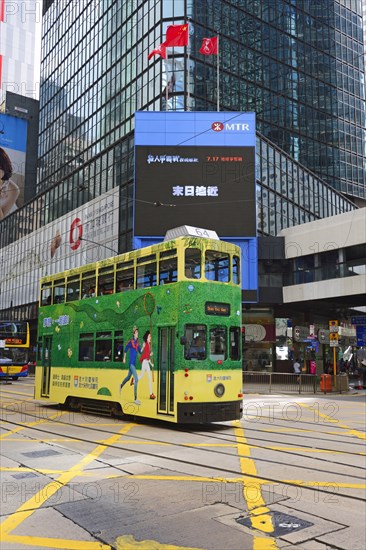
<box><xmin>37</xmin><ymin>1</ymin><xmax>365</xmax><ymax>197</ymax></box>
<box><xmin>190</xmin><ymin>0</ymin><xmax>365</xmax><ymax>199</ymax></box>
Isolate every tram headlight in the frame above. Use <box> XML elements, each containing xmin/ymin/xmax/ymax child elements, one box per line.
<box><xmin>214</xmin><ymin>383</ymin><xmax>225</xmax><ymax>398</ymax></box>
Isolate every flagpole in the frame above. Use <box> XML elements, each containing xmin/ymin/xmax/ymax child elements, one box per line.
<box><xmin>187</xmin><ymin>31</ymin><xmax>191</xmax><ymax>111</ymax></box>
<box><xmin>165</xmin><ymin>52</ymin><xmax>169</xmax><ymax>111</ymax></box>
<box><xmin>217</xmin><ymin>35</ymin><xmax>220</xmax><ymax>112</ymax></box>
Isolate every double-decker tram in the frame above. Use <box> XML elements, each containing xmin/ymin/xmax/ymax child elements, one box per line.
<box><xmin>35</xmin><ymin>227</ymin><xmax>243</xmax><ymax>423</ymax></box>
<box><xmin>0</xmin><ymin>321</ymin><xmax>31</xmax><ymax>380</ymax></box>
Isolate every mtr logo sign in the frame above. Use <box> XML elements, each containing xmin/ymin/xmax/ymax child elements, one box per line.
<box><xmin>211</xmin><ymin>121</ymin><xmax>250</xmax><ymax>132</ymax></box>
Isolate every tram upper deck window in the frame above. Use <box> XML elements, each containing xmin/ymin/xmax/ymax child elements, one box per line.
<box><xmin>233</xmin><ymin>255</ymin><xmax>240</xmax><ymax>285</ymax></box>
<box><xmin>116</xmin><ymin>260</ymin><xmax>134</xmax><ymax>291</ymax></box>
<box><xmin>98</xmin><ymin>266</ymin><xmax>114</xmax><ymax>295</ymax></box>
<box><xmin>53</xmin><ymin>279</ymin><xmax>66</xmax><ymax>304</ymax></box>
<box><xmin>41</xmin><ymin>283</ymin><xmax>52</xmax><ymax>306</ymax></box>
<box><xmin>159</xmin><ymin>257</ymin><xmax>178</xmax><ymax>285</ymax></box>
<box><xmin>185</xmin><ymin>249</ymin><xmax>201</xmax><ymax>279</ymax></box>
<box><xmin>205</xmin><ymin>251</ymin><xmax>230</xmax><ymax>282</ymax></box>
<box><xmin>66</xmin><ymin>275</ymin><xmax>81</xmax><ymax>302</ymax></box>
<box><xmin>137</xmin><ymin>255</ymin><xmax>157</xmax><ymax>289</ymax></box>
<box><xmin>82</xmin><ymin>272</ymin><xmax>96</xmax><ymax>298</ymax></box>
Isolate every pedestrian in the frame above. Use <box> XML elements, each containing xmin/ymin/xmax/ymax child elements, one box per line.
<box><xmin>293</xmin><ymin>358</ymin><xmax>301</xmax><ymax>382</ymax></box>
<box><xmin>119</xmin><ymin>326</ymin><xmax>142</xmax><ymax>405</ymax></box>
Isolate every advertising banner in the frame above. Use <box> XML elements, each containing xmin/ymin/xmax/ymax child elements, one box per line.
<box><xmin>0</xmin><ymin>188</ymin><xmax>120</xmax><ymax>308</ymax></box>
<box><xmin>0</xmin><ymin>113</ymin><xmax>28</xmax><ymax>218</ymax></box>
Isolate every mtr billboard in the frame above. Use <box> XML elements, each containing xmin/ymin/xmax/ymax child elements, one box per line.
<box><xmin>134</xmin><ymin>112</ymin><xmax>258</xmax><ymax>300</ymax></box>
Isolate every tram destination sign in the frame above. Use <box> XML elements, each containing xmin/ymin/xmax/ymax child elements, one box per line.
<box><xmin>205</xmin><ymin>302</ymin><xmax>231</xmax><ymax>316</ymax></box>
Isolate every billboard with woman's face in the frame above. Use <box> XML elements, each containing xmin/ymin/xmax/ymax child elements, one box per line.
<box><xmin>0</xmin><ymin>113</ymin><xmax>28</xmax><ymax>220</ymax></box>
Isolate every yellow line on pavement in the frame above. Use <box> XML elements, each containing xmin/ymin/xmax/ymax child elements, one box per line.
<box><xmin>0</xmin><ymin>389</ymin><xmax>34</xmax><ymax>396</ymax></box>
<box><xmin>0</xmin><ymin>422</ymin><xmax>136</xmax><ymax>549</ymax></box>
<box><xmin>108</xmin><ymin>474</ymin><xmax>366</xmax><ymax>491</ymax></box>
<box><xmin>233</xmin><ymin>424</ymin><xmax>278</xmax><ymax>548</ymax></box>
<box><xmin>260</xmin><ymin>446</ymin><xmax>366</xmax><ymax>455</ymax></box>
<box><xmin>299</xmin><ymin>403</ymin><xmax>366</xmax><ymax>441</ymax></box>
<box><xmin>1</xmin><ymin>466</ymin><xmax>95</xmax><ymax>476</ymax></box>
<box><xmin>116</xmin><ymin>534</ymin><xmax>202</xmax><ymax>549</ymax></box>
<box><xmin>0</xmin><ymin>410</ymin><xmax>68</xmax><ymax>439</ymax></box>
<box><xmin>3</xmin><ymin>535</ymin><xmax>109</xmax><ymax>550</ymax></box>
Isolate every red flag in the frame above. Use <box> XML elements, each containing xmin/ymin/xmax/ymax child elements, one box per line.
<box><xmin>199</xmin><ymin>37</ymin><xmax>218</xmax><ymax>55</ymax></box>
<box><xmin>148</xmin><ymin>43</ymin><xmax>167</xmax><ymax>60</ymax></box>
<box><xmin>164</xmin><ymin>24</ymin><xmax>189</xmax><ymax>47</ymax></box>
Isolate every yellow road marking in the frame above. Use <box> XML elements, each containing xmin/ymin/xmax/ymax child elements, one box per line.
<box><xmin>108</xmin><ymin>474</ymin><xmax>246</xmax><ymax>483</ymax></box>
<box><xmin>0</xmin><ymin>389</ymin><xmax>34</xmax><ymax>397</ymax></box>
<box><xmin>233</xmin><ymin>425</ymin><xmax>278</xmax><ymax>547</ymax></box>
<box><xmin>1</xmin><ymin>466</ymin><xmax>95</xmax><ymax>476</ymax></box>
<box><xmin>3</xmin><ymin>535</ymin><xmax>109</xmax><ymax>549</ymax></box>
<box><xmin>0</xmin><ymin>410</ymin><xmax>68</xmax><ymax>439</ymax></box>
<box><xmin>260</xmin><ymin>446</ymin><xmax>366</xmax><ymax>455</ymax></box>
<box><xmin>299</xmin><ymin>403</ymin><xmax>366</xmax><ymax>441</ymax></box>
<box><xmin>116</xmin><ymin>534</ymin><xmax>202</xmax><ymax>549</ymax></box>
<box><xmin>0</xmin><ymin>423</ymin><xmax>136</xmax><ymax>549</ymax></box>
<box><xmin>108</xmin><ymin>474</ymin><xmax>366</xmax><ymax>491</ymax></box>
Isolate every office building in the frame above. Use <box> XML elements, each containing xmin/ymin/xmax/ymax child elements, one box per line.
<box><xmin>0</xmin><ymin>0</ymin><xmax>41</xmax><ymax>104</ymax></box>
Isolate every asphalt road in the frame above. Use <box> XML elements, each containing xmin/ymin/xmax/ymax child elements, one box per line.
<box><xmin>1</xmin><ymin>377</ymin><xmax>365</xmax><ymax>550</ymax></box>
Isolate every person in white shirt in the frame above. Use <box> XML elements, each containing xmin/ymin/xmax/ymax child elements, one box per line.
<box><xmin>293</xmin><ymin>359</ymin><xmax>301</xmax><ymax>374</ymax></box>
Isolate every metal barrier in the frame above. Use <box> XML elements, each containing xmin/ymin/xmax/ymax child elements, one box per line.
<box><xmin>242</xmin><ymin>372</ymin><xmax>318</xmax><ymax>394</ymax></box>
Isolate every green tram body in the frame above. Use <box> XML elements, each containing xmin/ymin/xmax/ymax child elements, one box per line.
<box><xmin>35</xmin><ymin>236</ymin><xmax>243</xmax><ymax>424</ymax></box>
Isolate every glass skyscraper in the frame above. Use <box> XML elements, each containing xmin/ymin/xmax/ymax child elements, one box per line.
<box><xmin>37</xmin><ymin>0</ymin><xmax>365</xmax><ymax>200</ymax></box>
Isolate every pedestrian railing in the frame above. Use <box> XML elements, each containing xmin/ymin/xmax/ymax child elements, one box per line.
<box><xmin>242</xmin><ymin>372</ymin><xmax>349</xmax><ymax>394</ymax></box>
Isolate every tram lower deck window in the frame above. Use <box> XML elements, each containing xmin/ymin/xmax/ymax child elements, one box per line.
<box><xmin>184</xmin><ymin>325</ymin><xmax>206</xmax><ymax>360</ymax></box>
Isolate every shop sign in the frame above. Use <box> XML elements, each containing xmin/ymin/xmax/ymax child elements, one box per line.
<box><xmin>243</xmin><ymin>324</ymin><xmax>275</xmax><ymax>342</ymax></box>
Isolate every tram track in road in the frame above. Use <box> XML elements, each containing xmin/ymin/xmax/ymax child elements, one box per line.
<box><xmin>1</xmin><ymin>400</ymin><xmax>366</xmax><ymax>503</ymax></box>
<box><xmin>1</xmin><ymin>392</ymin><xmax>365</xmax><ymax>460</ymax></box>
<box><xmin>1</xmin><ymin>398</ymin><xmax>365</xmax><ymax>459</ymax></box>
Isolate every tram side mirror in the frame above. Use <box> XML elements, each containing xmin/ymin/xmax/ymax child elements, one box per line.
<box><xmin>180</xmin><ymin>336</ymin><xmax>187</xmax><ymax>345</ymax></box>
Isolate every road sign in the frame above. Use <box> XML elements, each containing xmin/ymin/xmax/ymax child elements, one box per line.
<box><xmin>351</xmin><ymin>316</ymin><xmax>366</xmax><ymax>326</ymax></box>
<box><xmin>356</xmin><ymin>326</ymin><xmax>366</xmax><ymax>347</ymax></box>
<box><xmin>329</xmin><ymin>332</ymin><xmax>339</xmax><ymax>347</ymax></box>
<box><xmin>329</xmin><ymin>320</ymin><xmax>339</xmax><ymax>333</ymax></box>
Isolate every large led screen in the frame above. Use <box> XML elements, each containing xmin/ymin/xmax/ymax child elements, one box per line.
<box><xmin>135</xmin><ymin>145</ymin><xmax>255</xmax><ymax>237</ymax></box>
<box><xmin>134</xmin><ymin>112</ymin><xmax>256</xmax><ymax>239</ymax></box>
